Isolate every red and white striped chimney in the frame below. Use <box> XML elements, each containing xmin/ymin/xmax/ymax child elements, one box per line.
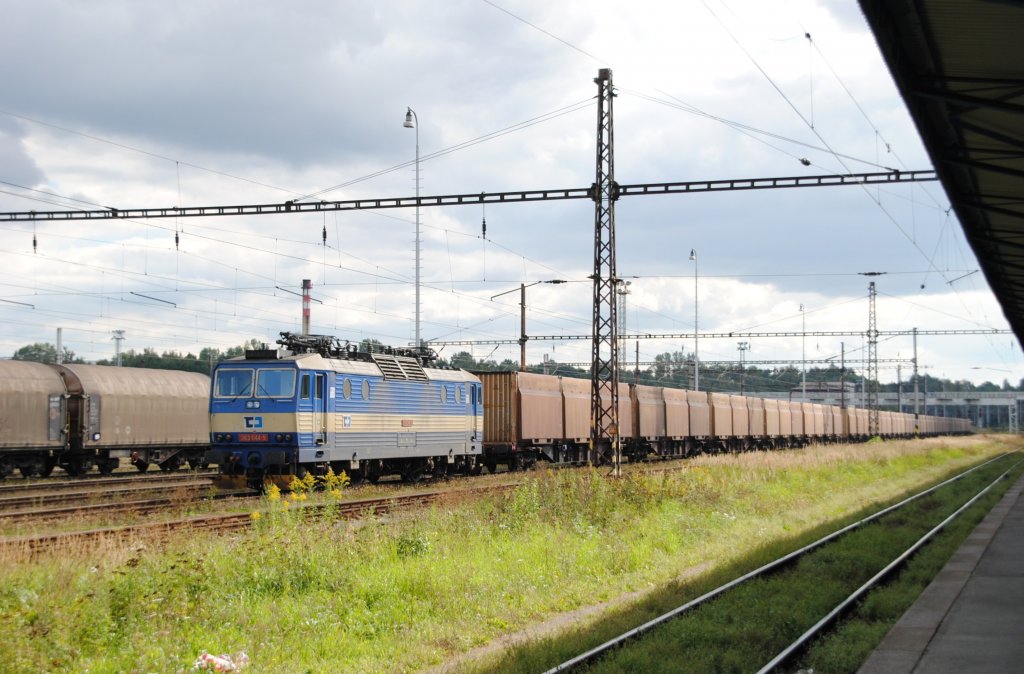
<box><xmin>302</xmin><ymin>279</ymin><xmax>312</xmax><ymax>335</ymax></box>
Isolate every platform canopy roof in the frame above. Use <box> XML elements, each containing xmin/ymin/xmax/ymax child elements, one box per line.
<box><xmin>858</xmin><ymin>0</ymin><xmax>1024</xmax><ymax>344</ymax></box>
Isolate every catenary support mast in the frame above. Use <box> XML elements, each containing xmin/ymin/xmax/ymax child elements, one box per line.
<box><xmin>589</xmin><ymin>68</ymin><xmax>620</xmax><ymax>473</ymax></box>
<box><xmin>868</xmin><ymin>281</ymin><xmax>880</xmax><ymax>435</ymax></box>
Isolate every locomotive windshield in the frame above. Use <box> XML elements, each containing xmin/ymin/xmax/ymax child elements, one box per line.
<box><xmin>256</xmin><ymin>368</ymin><xmax>296</xmax><ymax>398</ymax></box>
<box><xmin>213</xmin><ymin>368</ymin><xmax>253</xmax><ymax>398</ymax></box>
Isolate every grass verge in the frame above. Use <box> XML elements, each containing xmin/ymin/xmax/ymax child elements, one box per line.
<box><xmin>0</xmin><ymin>435</ymin><xmax>1014</xmax><ymax>673</ymax></box>
<box><xmin>539</xmin><ymin>450</ymin><xmax>1021</xmax><ymax>673</ymax></box>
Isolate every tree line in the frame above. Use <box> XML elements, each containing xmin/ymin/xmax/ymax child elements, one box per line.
<box><xmin>10</xmin><ymin>341</ymin><xmax>1020</xmax><ymax>393</ymax></box>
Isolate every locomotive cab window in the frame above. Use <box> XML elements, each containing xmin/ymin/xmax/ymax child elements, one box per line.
<box><xmin>214</xmin><ymin>369</ymin><xmax>253</xmax><ymax>397</ymax></box>
<box><xmin>256</xmin><ymin>368</ymin><xmax>296</xmax><ymax>398</ymax></box>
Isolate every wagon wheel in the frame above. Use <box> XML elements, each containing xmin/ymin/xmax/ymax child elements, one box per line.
<box><xmin>97</xmin><ymin>458</ymin><xmax>118</xmax><ymax>475</ymax></box>
<box><xmin>65</xmin><ymin>456</ymin><xmax>93</xmax><ymax>476</ymax></box>
<box><xmin>19</xmin><ymin>465</ymin><xmax>40</xmax><ymax>479</ymax></box>
<box><xmin>135</xmin><ymin>461</ymin><xmax>150</xmax><ymax>473</ymax></box>
<box><xmin>0</xmin><ymin>456</ymin><xmax>16</xmax><ymax>479</ymax></box>
<box><xmin>160</xmin><ymin>456</ymin><xmax>182</xmax><ymax>472</ymax></box>
<box><xmin>39</xmin><ymin>461</ymin><xmax>55</xmax><ymax>478</ymax></box>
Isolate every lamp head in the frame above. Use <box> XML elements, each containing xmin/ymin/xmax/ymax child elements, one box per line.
<box><xmin>403</xmin><ymin>108</ymin><xmax>415</xmax><ymax>128</ymax></box>
<box><xmin>688</xmin><ymin>249</ymin><xmax>696</xmax><ymax>261</ymax></box>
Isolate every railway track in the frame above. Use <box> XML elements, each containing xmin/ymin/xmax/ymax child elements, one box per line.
<box><xmin>0</xmin><ymin>472</ymin><xmax>233</xmax><ymax>521</ymax></box>
<box><xmin>543</xmin><ymin>452</ymin><xmax>1022</xmax><ymax>673</ymax></box>
<box><xmin>0</xmin><ymin>481</ymin><xmax>516</xmax><ymax>558</ymax></box>
<box><xmin>0</xmin><ymin>468</ymin><xmax>218</xmax><ymax>493</ymax></box>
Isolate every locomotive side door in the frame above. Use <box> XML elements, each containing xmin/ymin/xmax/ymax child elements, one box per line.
<box><xmin>313</xmin><ymin>373</ymin><xmax>327</xmax><ymax>446</ymax></box>
<box><xmin>471</xmin><ymin>382</ymin><xmax>482</xmax><ymax>450</ymax></box>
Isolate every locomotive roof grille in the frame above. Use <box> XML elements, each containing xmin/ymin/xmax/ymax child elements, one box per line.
<box><xmin>371</xmin><ymin>354</ymin><xmax>428</xmax><ymax>381</ymax></box>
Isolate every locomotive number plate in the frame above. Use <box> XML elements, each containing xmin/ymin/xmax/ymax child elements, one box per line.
<box><xmin>238</xmin><ymin>433</ymin><xmax>269</xmax><ymax>442</ymax></box>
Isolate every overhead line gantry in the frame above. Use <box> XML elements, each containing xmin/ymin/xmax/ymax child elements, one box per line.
<box><xmin>0</xmin><ymin>170</ymin><xmax>937</xmax><ymax>222</ymax></box>
<box><xmin>0</xmin><ymin>70</ymin><xmax>943</xmax><ymax>463</ymax></box>
<box><xmin>428</xmin><ymin>328</ymin><xmax>1011</xmax><ymax>347</ymax></box>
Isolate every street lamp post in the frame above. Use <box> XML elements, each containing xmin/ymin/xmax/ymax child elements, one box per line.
<box><xmin>403</xmin><ymin>107</ymin><xmax>421</xmax><ymax>349</ymax></box>
<box><xmin>491</xmin><ymin>280</ymin><xmax>567</xmax><ymax>371</ymax></box>
<box><xmin>689</xmin><ymin>249</ymin><xmax>699</xmax><ymax>391</ymax></box>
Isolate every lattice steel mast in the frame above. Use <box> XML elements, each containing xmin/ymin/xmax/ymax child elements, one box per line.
<box><xmin>867</xmin><ymin>281</ymin><xmax>880</xmax><ymax>435</ymax></box>
<box><xmin>589</xmin><ymin>68</ymin><xmax>620</xmax><ymax>472</ymax></box>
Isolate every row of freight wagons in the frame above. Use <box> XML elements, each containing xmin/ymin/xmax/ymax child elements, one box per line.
<box><xmin>0</xmin><ymin>360</ymin><xmax>210</xmax><ymax>478</ymax></box>
<box><xmin>477</xmin><ymin>371</ymin><xmax>972</xmax><ymax>470</ymax></box>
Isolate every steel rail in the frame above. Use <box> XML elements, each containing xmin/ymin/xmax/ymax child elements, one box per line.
<box><xmin>0</xmin><ymin>490</ymin><xmax>255</xmax><ymax>524</ymax></box>
<box><xmin>0</xmin><ymin>477</ymin><xmax>214</xmax><ymax>508</ymax></box>
<box><xmin>542</xmin><ymin>452</ymin><xmax>1013</xmax><ymax>673</ymax></box>
<box><xmin>756</xmin><ymin>456</ymin><xmax>1024</xmax><ymax>673</ymax></box>
<box><xmin>0</xmin><ymin>470</ymin><xmax>217</xmax><ymax>494</ymax></box>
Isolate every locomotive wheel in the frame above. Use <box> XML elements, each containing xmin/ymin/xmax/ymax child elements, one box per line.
<box><xmin>188</xmin><ymin>458</ymin><xmax>207</xmax><ymax>470</ymax></box>
<box><xmin>401</xmin><ymin>465</ymin><xmax>424</xmax><ymax>483</ymax></box>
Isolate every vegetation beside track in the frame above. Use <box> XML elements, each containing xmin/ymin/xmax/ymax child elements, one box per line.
<box><xmin>0</xmin><ymin>435</ymin><xmax>1013</xmax><ymax>673</ymax></box>
<box><xmin>543</xmin><ymin>447</ymin><xmax>1022</xmax><ymax>673</ymax></box>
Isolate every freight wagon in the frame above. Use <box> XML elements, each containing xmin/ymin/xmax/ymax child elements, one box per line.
<box><xmin>476</xmin><ymin>371</ymin><xmax>972</xmax><ymax>471</ymax></box>
<box><xmin>0</xmin><ymin>360</ymin><xmax>210</xmax><ymax>478</ymax></box>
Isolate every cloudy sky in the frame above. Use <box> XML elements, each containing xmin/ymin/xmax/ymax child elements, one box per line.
<box><xmin>0</xmin><ymin>0</ymin><xmax>1018</xmax><ymax>387</ymax></box>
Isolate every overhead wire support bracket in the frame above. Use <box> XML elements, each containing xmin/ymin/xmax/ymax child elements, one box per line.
<box><xmin>427</xmin><ymin>328</ymin><xmax>1011</xmax><ymax>347</ymax></box>
<box><xmin>0</xmin><ymin>171</ymin><xmax>937</xmax><ymax>222</ymax></box>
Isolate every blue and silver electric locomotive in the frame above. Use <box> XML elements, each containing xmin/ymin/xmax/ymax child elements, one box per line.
<box><xmin>207</xmin><ymin>333</ymin><xmax>483</xmax><ymax>489</ymax></box>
